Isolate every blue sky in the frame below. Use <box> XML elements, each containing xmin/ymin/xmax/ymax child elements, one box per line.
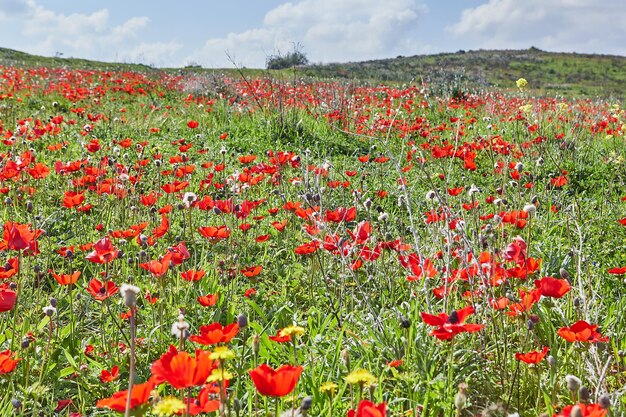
<box><xmin>1</xmin><ymin>0</ymin><xmax>624</xmax><ymax>68</ymax></box>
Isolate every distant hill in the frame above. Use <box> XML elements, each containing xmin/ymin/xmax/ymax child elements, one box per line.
<box><xmin>302</xmin><ymin>48</ymin><xmax>626</xmax><ymax>99</ymax></box>
<box><xmin>1</xmin><ymin>46</ymin><xmax>625</xmax><ymax>98</ymax></box>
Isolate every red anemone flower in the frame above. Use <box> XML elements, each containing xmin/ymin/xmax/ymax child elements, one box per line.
<box><xmin>421</xmin><ymin>305</ymin><xmax>484</xmax><ymax>340</ymax></box>
<box><xmin>0</xmin><ymin>285</ymin><xmax>17</xmax><ymax>312</ymax></box>
<box><xmin>50</xmin><ymin>270</ymin><xmax>81</xmax><ymax>286</ymax></box>
<box><xmin>248</xmin><ymin>364</ymin><xmax>303</xmax><ymax>397</ymax></box>
<box><xmin>179</xmin><ymin>384</ymin><xmax>221</xmax><ymax>415</ymax></box>
<box><xmin>554</xmin><ymin>403</ymin><xmax>606</xmax><ymax>417</ymax></box>
<box><xmin>140</xmin><ymin>253</ymin><xmax>172</xmax><ymax>277</ymax></box>
<box><xmin>515</xmin><ymin>346</ymin><xmax>549</xmax><ymax>364</ymax></box>
<box><xmin>189</xmin><ymin>322</ymin><xmax>239</xmax><ymax>345</ymax></box>
<box><xmin>0</xmin><ymin>257</ymin><xmax>19</xmax><ymax>280</ymax></box>
<box><xmin>534</xmin><ymin>276</ymin><xmax>571</xmax><ymax>298</ymax></box>
<box><xmin>96</xmin><ymin>380</ymin><xmax>155</xmax><ymax>412</ymax></box>
<box><xmin>198</xmin><ymin>293</ymin><xmax>218</xmax><ymax>307</ymax></box>
<box><xmin>0</xmin><ymin>349</ymin><xmax>20</xmax><ymax>374</ymax></box>
<box><xmin>100</xmin><ymin>365</ymin><xmax>120</xmax><ymax>383</ymax></box>
<box><xmin>86</xmin><ymin>236</ymin><xmax>119</xmax><ymax>264</ymax></box>
<box><xmin>180</xmin><ymin>269</ymin><xmax>205</xmax><ymax>282</ymax></box>
<box><xmin>86</xmin><ymin>278</ymin><xmax>119</xmax><ymax>301</ymax></box>
<box><xmin>348</xmin><ymin>400</ymin><xmax>387</xmax><ymax>417</ymax></box>
<box><xmin>3</xmin><ymin>221</ymin><xmax>41</xmax><ymax>251</ymax></box>
<box><xmin>557</xmin><ymin>320</ymin><xmax>608</xmax><ymax>343</ymax></box>
<box><xmin>150</xmin><ymin>345</ymin><xmax>216</xmax><ymax>389</ymax></box>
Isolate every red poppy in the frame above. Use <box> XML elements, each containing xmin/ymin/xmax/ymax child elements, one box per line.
<box><xmin>161</xmin><ymin>180</ymin><xmax>189</xmax><ymax>194</ymax></box>
<box><xmin>248</xmin><ymin>364</ymin><xmax>303</xmax><ymax>397</ymax></box>
<box><xmin>86</xmin><ymin>278</ymin><xmax>119</xmax><ymax>301</ymax></box>
<box><xmin>348</xmin><ymin>400</ymin><xmax>387</xmax><ymax>417</ymax></box>
<box><xmin>0</xmin><ymin>285</ymin><xmax>17</xmax><ymax>312</ymax></box>
<box><xmin>506</xmin><ymin>288</ymin><xmax>542</xmax><ymax>317</ymax></box>
<box><xmin>3</xmin><ymin>221</ymin><xmax>41</xmax><ymax>251</ymax></box>
<box><xmin>62</xmin><ymin>191</ymin><xmax>85</xmax><ymax>209</ymax></box>
<box><xmin>198</xmin><ymin>293</ymin><xmax>218</xmax><ymax>307</ymax></box>
<box><xmin>325</xmin><ymin>206</ymin><xmax>357</xmax><ymax>223</ymax></box>
<box><xmin>241</xmin><ymin>265</ymin><xmax>262</xmax><ymax>278</ymax></box>
<box><xmin>0</xmin><ymin>257</ymin><xmax>19</xmax><ymax>280</ymax></box>
<box><xmin>197</xmin><ymin>225</ymin><xmax>231</xmax><ymax>240</ymax></box>
<box><xmin>50</xmin><ymin>270</ymin><xmax>81</xmax><ymax>286</ymax></box>
<box><xmin>100</xmin><ymin>365</ymin><xmax>120</xmax><ymax>383</ymax></box>
<box><xmin>550</xmin><ymin>175</ymin><xmax>568</xmax><ymax>187</ymax></box>
<box><xmin>447</xmin><ymin>187</ymin><xmax>464</xmax><ymax>196</ymax></box>
<box><xmin>96</xmin><ymin>380</ymin><xmax>155</xmax><ymax>412</ymax></box>
<box><xmin>150</xmin><ymin>345</ymin><xmax>216</xmax><ymax>389</ymax></box>
<box><xmin>294</xmin><ymin>240</ymin><xmax>320</xmax><ymax>255</ymax></box>
<box><xmin>0</xmin><ymin>349</ymin><xmax>20</xmax><ymax>374</ymax></box>
<box><xmin>503</xmin><ymin>236</ymin><xmax>527</xmax><ymax>263</ymax></box>
<box><xmin>271</xmin><ymin>220</ymin><xmax>288</xmax><ymax>231</ymax></box>
<box><xmin>139</xmin><ymin>253</ymin><xmax>172</xmax><ymax>277</ymax></box>
<box><xmin>179</xmin><ymin>384</ymin><xmax>221</xmax><ymax>415</ymax></box>
<box><xmin>421</xmin><ymin>305</ymin><xmax>484</xmax><ymax>340</ymax></box>
<box><xmin>168</xmin><ymin>242</ymin><xmax>190</xmax><ymax>265</ymax></box>
<box><xmin>187</xmin><ymin>120</ymin><xmax>199</xmax><ymax>129</ymax></box>
<box><xmin>55</xmin><ymin>399</ymin><xmax>73</xmax><ymax>413</ymax></box>
<box><xmin>554</xmin><ymin>403</ymin><xmax>606</xmax><ymax>417</ymax></box>
<box><xmin>515</xmin><ymin>346</ymin><xmax>549</xmax><ymax>364</ymax></box>
<box><xmin>86</xmin><ymin>236</ymin><xmax>119</xmax><ymax>264</ymax></box>
<box><xmin>190</xmin><ymin>322</ymin><xmax>239</xmax><ymax>345</ymax></box>
<box><xmin>607</xmin><ymin>266</ymin><xmax>626</xmax><ymax>275</ymax></box>
<box><xmin>557</xmin><ymin>320</ymin><xmax>609</xmax><ymax>343</ymax></box>
<box><xmin>180</xmin><ymin>269</ymin><xmax>205</xmax><ymax>282</ymax></box>
<box><xmin>255</xmin><ymin>234</ymin><xmax>270</xmax><ymax>242</ymax></box>
<box><xmin>269</xmin><ymin>330</ymin><xmax>291</xmax><ymax>343</ymax></box>
<box><xmin>534</xmin><ymin>276</ymin><xmax>571</xmax><ymax>298</ymax></box>
<box><xmin>244</xmin><ymin>288</ymin><xmax>257</xmax><ymax>298</ymax></box>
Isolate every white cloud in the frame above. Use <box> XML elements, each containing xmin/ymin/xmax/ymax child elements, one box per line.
<box><xmin>0</xmin><ymin>0</ymin><xmax>29</xmax><ymax>17</ymax></box>
<box><xmin>120</xmin><ymin>41</ymin><xmax>184</xmax><ymax>67</ymax></box>
<box><xmin>187</xmin><ymin>0</ymin><xmax>428</xmax><ymax>68</ymax></box>
<box><xmin>0</xmin><ymin>0</ymin><xmax>180</xmax><ymax>65</ymax></box>
<box><xmin>448</xmin><ymin>0</ymin><xmax>626</xmax><ymax>55</ymax></box>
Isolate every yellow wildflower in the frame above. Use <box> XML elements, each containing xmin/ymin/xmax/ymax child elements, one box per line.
<box><xmin>280</xmin><ymin>325</ymin><xmax>306</xmax><ymax>338</ymax></box>
<box><xmin>209</xmin><ymin>346</ymin><xmax>236</xmax><ymax>360</ymax></box>
<box><xmin>207</xmin><ymin>367</ymin><xmax>234</xmax><ymax>383</ymax></box>
<box><xmin>345</xmin><ymin>368</ymin><xmax>376</xmax><ymax>386</ymax></box>
<box><xmin>320</xmin><ymin>381</ymin><xmax>338</xmax><ymax>395</ymax></box>
<box><xmin>153</xmin><ymin>396</ymin><xmax>185</xmax><ymax>416</ymax></box>
<box><xmin>516</xmin><ymin>78</ymin><xmax>528</xmax><ymax>90</ymax></box>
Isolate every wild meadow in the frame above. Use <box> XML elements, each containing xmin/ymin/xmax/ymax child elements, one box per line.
<box><xmin>0</xmin><ymin>65</ymin><xmax>625</xmax><ymax>417</ymax></box>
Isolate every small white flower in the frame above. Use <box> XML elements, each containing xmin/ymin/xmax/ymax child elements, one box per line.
<box><xmin>468</xmin><ymin>184</ymin><xmax>481</xmax><ymax>196</ymax></box>
<box><xmin>523</xmin><ymin>204</ymin><xmax>536</xmax><ymax>215</ymax></box>
<box><xmin>42</xmin><ymin>305</ymin><xmax>56</xmax><ymax>316</ymax></box>
<box><xmin>120</xmin><ymin>284</ymin><xmax>140</xmax><ymax>308</ymax></box>
<box><xmin>183</xmin><ymin>192</ymin><xmax>197</xmax><ymax>208</ymax></box>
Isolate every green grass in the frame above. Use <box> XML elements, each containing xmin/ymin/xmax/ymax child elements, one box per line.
<box><xmin>0</xmin><ymin>61</ymin><xmax>624</xmax><ymax>417</ymax></box>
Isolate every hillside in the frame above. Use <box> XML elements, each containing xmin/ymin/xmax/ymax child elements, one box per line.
<box><xmin>302</xmin><ymin>48</ymin><xmax>626</xmax><ymax>98</ymax></box>
<box><xmin>1</xmin><ymin>46</ymin><xmax>625</xmax><ymax>98</ymax></box>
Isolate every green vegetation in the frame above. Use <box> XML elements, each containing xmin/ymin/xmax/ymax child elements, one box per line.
<box><xmin>2</xmin><ymin>46</ymin><xmax>625</xmax><ymax>98</ymax></box>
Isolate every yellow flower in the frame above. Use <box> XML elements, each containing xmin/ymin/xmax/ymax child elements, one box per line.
<box><xmin>519</xmin><ymin>104</ymin><xmax>533</xmax><ymax>114</ymax></box>
<box><xmin>345</xmin><ymin>368</ymin><xmax>376</xmax><ymax>386</ymax></box>
<box><xmin>153</xmin><ymin>396</ymin><xmax>185</xmax><ymax>416</ymax></box>
<box><xmin>516</xmin><ymin>78</ymin><xmax>528</xmax><ymax>90</ymax></box>
<box><xmin>209</xmin><ymin>346</ymin><xmax>236</xmax><ymax>360</ymax></box>
<box><xmin>280</xmin><ymin>325</ymin><xmax>306</xmax><ymax>338</ymax></box>
<box><xmin>207</xmin><ymin>367</ymin><xmax>234</xmax><ymax>382</ymax></box>
<box><xmin>320</xmin><ymin>381</ymin><xmax>338</xmax><ymax>395</ymax></box>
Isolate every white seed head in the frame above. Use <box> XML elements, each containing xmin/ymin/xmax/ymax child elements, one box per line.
<box><xmin>120</xmin><ymin>284</ymin><xmax>140</xmax><ymax>308</ymax></box>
